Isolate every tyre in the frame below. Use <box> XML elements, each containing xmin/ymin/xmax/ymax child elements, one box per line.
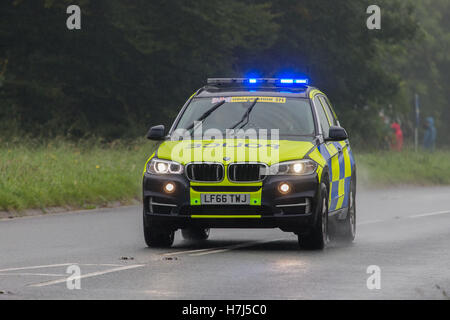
<box><xmin>298</xmin><ymin>183</ymin><xmax>328</xmax><ymax>250</ymax></box>
<box><xmin>143</xmin><ymin>214</ymin><xmax>175</xmax><ymax>248</ymax></box>
<box><xmin>333</xmin><ymin>177</ymin><xmax>356</xmax><ymax>242</ymax></box>
<box><xmin>181</xmin><ymin>227</ymin><xmax>210</xmax><ymax>241</ymax></box>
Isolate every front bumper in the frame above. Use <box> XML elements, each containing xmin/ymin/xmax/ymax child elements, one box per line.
<box><xmin>142</xmin><ymin>172</ymin><xmax>320</xmax><ymax>233</ymax></box>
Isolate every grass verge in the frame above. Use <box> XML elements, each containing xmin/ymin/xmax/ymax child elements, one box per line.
<box><xmin>0</xmin><ymin>139</ymin><xmax>155</xmax><ymax>212</ymax></box>
<box><xmin>356</xmin><ymin>150</ymin><xmax>450</xmax><ymax>187</ymax></box>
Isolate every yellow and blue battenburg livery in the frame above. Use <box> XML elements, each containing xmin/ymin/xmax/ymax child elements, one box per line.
<box><xmin>142</xmin><ymin>77</ymin><xmax>357</xmax><ymax>250</ymax></box>
<box><xmin>318</xmin><ymin>141</ymin><xmax>355</xmax><ymax>211</ymax></box>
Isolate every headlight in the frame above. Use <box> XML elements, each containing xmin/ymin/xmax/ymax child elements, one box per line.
<box><xmin>147</xmin><ymin>158</ymin><xmax>184</xmax><ymax>174</ymax></box>
<box><xmin>268</xmin><ymin>159</ymin><xmax>317</xmax><ymax>175</ymax></box>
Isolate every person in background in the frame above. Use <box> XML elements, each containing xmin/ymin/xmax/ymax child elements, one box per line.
<box><xmin>423</xmin><ymin>116</ymin><xmax>437</xmax><ymax>152</ymax></box>
<box><xmin>379</xmin><ymin>112</ymin><xmax>391</xmax><ymax>150</ymax></box>
<box><xmin>390</xmin><ymin>122</ymin><xmax>403</xmax><ymax>151</ymax></box>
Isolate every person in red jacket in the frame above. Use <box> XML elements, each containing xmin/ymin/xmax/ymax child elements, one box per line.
<box><xmin>390</xmin><ymin>122</ymin><xmax>403</xmax><ymax>151</ymax></box>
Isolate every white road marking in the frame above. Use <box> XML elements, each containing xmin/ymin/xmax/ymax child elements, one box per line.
<box><xmin>162</xmin><ymin>238</ymin><xmax>289</xmax><ymax>257</ymax></box>
<box><xmin>190</xmin><ymin>238</ymin><xmax>287</xmax><ymax>256</ymax></box>
<box><xmin>408</xmin><ymin>210</ymin><xmax>450</xmax><ymax>219</ymax></box>
<box><xmin>78</xmin><ymin>263</ymin><xmax>123</xmax><ymax>267</ymax></box>
<box><xmin>358</xmin><ymin>219</ymin><xmax>384</xmax><ymax>225</ymax></box>
<box><xmin>162</xmin><ymin>246</ymin><xmax>233</xmax><ymax>256</ymax></box>
<box><xmin>0</xmin><ymin>263</ymin><xmax>76</xmax><ymax>273</ymax></box>
<box><xmin>357</xmin><ymin>209</ymin><xmax>450</xmax><ymax>226</ymax></box>
<box><xmin>0</xmin><ymin>273</ymin><xmax>66</xmax><ymax>277</ymax></box>
<box><xmin>0</xmin><ymin>263</ymin><xmax>125</xmax><ymax>274</ymax></box>
<box><xmin>29</xmin><ymin>264</ymin><xmax>145</xmax><ymax>287</ymax></box>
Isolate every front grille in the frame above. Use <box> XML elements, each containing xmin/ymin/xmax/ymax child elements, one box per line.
<box><xmin>186</xmin><ymin>163</ymin><xmax>224</xmax><ymax>182</ymax></box>
<box><xmin>228</xmin><ymin>163</ymin><xmax>267</xmax><ymax>182</ymax></box>
<box><xmin>191</xmin><ymin>186</ymin><xmax>261</xmax><ymax>192</ymax></box>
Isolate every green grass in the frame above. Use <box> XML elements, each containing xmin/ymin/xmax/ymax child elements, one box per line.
<box><xmin>1</xmin><ymin>140</ymin><xmax>449</xmax><ymax>212</ymax></box>
<box><xmin>0</xmin><ymin>139</ymin><xmax>155</xmax><ymax>212</ymax></box>
<box><xmin>356</xmin><ymin>150</ymin><xmax>450</xmax><ymax>187</ymax></box>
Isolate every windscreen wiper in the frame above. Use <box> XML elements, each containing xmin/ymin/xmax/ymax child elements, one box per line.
<box><xmin>185</xmin><ymin>100</ymin><xmax>226</xmax><ymax>132</ymax></box>
<box><xmin>229</xmin><ymin>97</ymin><xmax>259</xmax><ymax>130</ymax></box>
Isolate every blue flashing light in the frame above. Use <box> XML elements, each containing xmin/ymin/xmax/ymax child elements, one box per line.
<box><xmin>280</xmin><ymin>78</ymin><xmax>309</xmax><ymax>85</ymax></box>
<box><xmin>207</xmin><ymin>78</ymin><xmax>310</xmax><ymax>87</ymax></box>
<box><xmin>295</xmin><ymin>79</ymin><xmax>309</xmax><ymax>84</ymax></box>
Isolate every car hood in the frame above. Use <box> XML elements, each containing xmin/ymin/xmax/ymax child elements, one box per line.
<box><xmin>155</xmin><ymin>138</ymin><xmax>315</xmax><ymax>165</ymax></box>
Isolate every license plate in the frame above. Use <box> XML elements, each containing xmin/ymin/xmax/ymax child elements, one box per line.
<box><xmin>200</xmin><ymin>193</ymin><xmax>250</xmax><ymax>205</ymax></box>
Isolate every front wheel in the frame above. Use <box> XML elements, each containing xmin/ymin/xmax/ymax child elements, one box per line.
<box><xmin>143</xmin><ymin>215</ymin><xmax>175</xmax><ymax>248</ymax></box>
<box><xmin>298</xmin><ymin>183</ymin><xmax>328</xmax><ymax>250</ymax></box>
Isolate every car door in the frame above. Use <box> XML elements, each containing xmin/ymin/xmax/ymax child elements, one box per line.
<box><xmin>318</xmin><ymin>95</ymin><xmax>352</xmax><ymax>212</ymax></box>
<box><xmin>312</xmin><ymin>94</ymin><xmax>340</xmax><ymax>211</ymax></box>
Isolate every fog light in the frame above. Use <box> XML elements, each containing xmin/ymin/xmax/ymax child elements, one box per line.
<box><xmin>278</xmin><ymin>182</ymin><xmax>291</xmax><ymax>194</ymax></box>
<box><xmin>164</xmin><ymin>182</ymin><xmax>175</xmax><ymax>193</ymax></box>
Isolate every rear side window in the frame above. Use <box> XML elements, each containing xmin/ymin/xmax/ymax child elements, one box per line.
<box><xmin>319</xmin><ymin>96</ymin><xmax>338</xmax><ymax>126</ymax></box>
<box><xmin>313</xmin><ymin>96</ymin><xmax>330</xmax><ymax>137</ymax></box>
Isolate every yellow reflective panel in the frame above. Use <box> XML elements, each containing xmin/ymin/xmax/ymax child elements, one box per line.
<box><xmin>343</xmin><ymin>148</ymin><xmax>352</xmax><ymax>178</ymax></box>
<box><xmin>309</xmin><ymin>89</ymin><xmax>324</xmax><ymax>99</ymax></box>
<box><xmin>142</xmin><ymin>152</ymin><xmax>155</xmax><ymax>176</ymax></box>
<box><xmin>230</xmin><ymin>96</ymin><xmax>286</xmax><ymax>104</ymax></box>
<box><xmin>156</xmin><ymin>139</ymin><xmax>315</xmax><ymax>165</ymax></box>
<box><xmin>335</xmin><ymin>179</ymin><xmax>346</xmax><ymax>210</ymax></box>
<box><xmin>191</xmin><ymin>215</ymin><xmax>261</xmax><ymax>218</ymax></box>
<box><xmin>308</xmin><ymin>148</ymin><xmax>326</xmax><ymax>168</ymax></box>
<box><xmin>338</xmin><ymin>178</ymin><xmax>345</xmax><ymax>197</ymax></box>
<box><xmin>326</xmin><ymin>143</ymin><xmax>338</xmax><ymax>156</ymax></box>
<box><xmin>316</xmin><ymin>165</ymin><xmax>323</xmax><ymax>184</ymax></box>
<box><xmin>327</xmin><ymin>142</ymin><xmax>341</xmax><ymax>182</ymax></box>
<box><xmin>331</xmin><ymin>157</ymin><xmax>340</xmax><ymax>182</ymax></box>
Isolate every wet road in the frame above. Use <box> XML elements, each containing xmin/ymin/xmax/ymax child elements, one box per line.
<box><xmin>0</xmin><ymin>186</ymin><xmax>449</xmax><ymax>299</ymax></box>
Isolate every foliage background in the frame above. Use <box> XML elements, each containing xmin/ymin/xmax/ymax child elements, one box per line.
<box><xmin>0</xmin><ymin>0</ymin><xmax>448</xmax><ymax>148</ymax></box>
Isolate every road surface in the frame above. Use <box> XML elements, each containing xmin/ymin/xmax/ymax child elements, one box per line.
<box><xmin>0</xmin><ymin>186</ymin><xmax>449</xmax><ymax>299</ymax></box>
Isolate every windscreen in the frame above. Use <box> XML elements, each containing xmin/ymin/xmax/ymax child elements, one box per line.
<box><xmin>174</xmin><ymin>96</ymin><xmax>315</xmax><ymax>137</ymax></box>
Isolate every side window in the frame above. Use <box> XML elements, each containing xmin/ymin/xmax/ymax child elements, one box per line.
<box><xmin>313</xmin><ymin>96</ymin><xmax>330</xmax><ymax>137</ymax></box>
<box><xmin>319</xmin><ymin>96</ymin><xmax>339</xmax><ymax>127</ymax></box>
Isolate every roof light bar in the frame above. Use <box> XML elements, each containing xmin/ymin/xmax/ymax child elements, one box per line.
<box><xmin>207</xmin><ymin>78</ymin><xmax>309</xmax><ymax>86</ymax></box>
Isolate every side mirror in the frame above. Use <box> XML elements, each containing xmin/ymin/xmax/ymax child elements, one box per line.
<box><xmin>146</xmin><ymin>125</ymin><xmax>166</xmax><ymax>140</ymax></box>
<box><xmin>326</xmin><ymin>126</ymin><xmax>348</xmax><ymax>141</ymax></box>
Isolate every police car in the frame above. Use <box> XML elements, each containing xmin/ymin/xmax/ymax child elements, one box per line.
<box><xmin>143</xmin><ymin>78</ymin><xmax>356</xmax><ymax>250</ymax></box>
